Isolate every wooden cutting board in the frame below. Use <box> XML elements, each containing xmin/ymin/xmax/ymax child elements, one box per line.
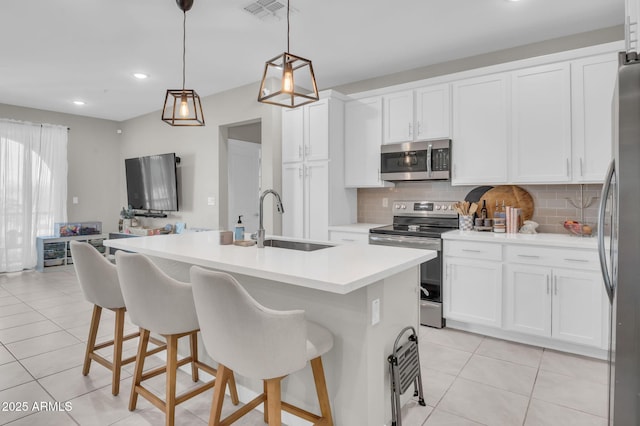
<box><xmin>478</xmin><ymin>185</ymin><xmax>534</xmax><ymax>221</ymax></box>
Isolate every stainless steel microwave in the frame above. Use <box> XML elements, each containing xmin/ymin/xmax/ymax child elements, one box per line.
<box><xmin>380</xmin><ymin>139</ymin><xmax>451</xmax><ymax>181</ymax></box>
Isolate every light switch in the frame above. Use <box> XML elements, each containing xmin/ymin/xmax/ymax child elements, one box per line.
<box><xmin>372</xmin><ymin>298</ymin><xmax>380</xmax><ymax>325</ymax></box>
<box><xmin>207</xmin><ymin>197</ymin><xmax>216</xmax><ymax>206</ymax></box>
<box><xmin>72</xmin><ymin>196</ymin><xmax>78</xmax><ymax>204</ymax></box>
<box><xmin>382</xmin><ymin>197</ymin><xmax>388</xmax><ymax>208</ymax></box>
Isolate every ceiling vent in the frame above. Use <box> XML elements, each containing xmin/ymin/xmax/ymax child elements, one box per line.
<box><xmin>242</xmin><ymin>0</ymin><xmax>295</xmax><ymax>21</ymax></box>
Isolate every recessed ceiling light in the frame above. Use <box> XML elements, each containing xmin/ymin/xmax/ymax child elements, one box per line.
<box><xmin>73</xmin><ymin>100</ymin><xmax>85</xmax><ymax>106</ymax></box>
<box><xmin>507</xmin><ymin>0</ymin><xmax>521</xmax><ymax>2</ymax></box>
<box><xmin>133</xmin><ymin>73</ymin><xmax>149</xmax><ymax>80</ymax></box>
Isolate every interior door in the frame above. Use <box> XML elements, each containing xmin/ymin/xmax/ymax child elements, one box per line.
<box><xmin>227</xmin><ymin>139</ymin><xmax>261</xmax><ymax>233</ymax></box>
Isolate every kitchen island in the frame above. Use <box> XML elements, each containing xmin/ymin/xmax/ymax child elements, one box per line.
<box><xmin>104</xmin><ymin>231</ymin><xmax>435</xmax><ymax>426</ymax></box>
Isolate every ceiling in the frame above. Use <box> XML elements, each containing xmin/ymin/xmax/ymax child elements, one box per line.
<box><xmin>0</xmin><ymin>0</ymin><xmax>624</xmax><ymax>122</ymax></box>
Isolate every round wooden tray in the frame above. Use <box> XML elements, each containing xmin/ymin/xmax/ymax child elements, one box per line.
<box><xmin>478</xmin><ymin>185</ymin><xmax>534</xmax><ymax>221</ymax></box>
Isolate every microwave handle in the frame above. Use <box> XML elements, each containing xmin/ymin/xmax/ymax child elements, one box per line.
<box><xmin>427</xmin><ymin>143</ymin><xmax>432</xmax><ymax>177</ymax></box>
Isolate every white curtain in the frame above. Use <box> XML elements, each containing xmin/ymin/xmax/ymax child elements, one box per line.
<box><xmin>0</xmin><ymin>119</ymin><xmax>68</xmax><ymax>272</ymax></box>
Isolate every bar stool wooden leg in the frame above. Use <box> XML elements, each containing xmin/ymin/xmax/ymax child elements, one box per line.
<box><xmin>111</xmin><ymin>308</ymin><xmax>125</xmax><ymax>396</ymax></box>
<box><xmin>311</xmin><ymin>357</ymin><xmax>334</xmax><ymax>426</ymax></box>
<box><xmin>209</xmin><ymin>364</ymin><xmax>231</xmax><ymax>426</ymax></box>
<box><xmin>129</xmin><ymin>328</ymin><xmax>150</xmax><ymax>411</ymax></box>
<box><xmin>166</xmin><ymin>335</ymin><xmax>178</xmax><ymax>426</ymax></box>
<box><xmin>83</xmin><ymin>305</ymin><xmax>101</xmax><ymax>376</ymax></box>
<box><xmin>189</xmin><ymin>332</ymin><xmax>199</xmax><ymax>382</ymax></box>
<box><xmin>263</xmin><ymin>381</ymin><xmax>269</xmax><ymax>423</ymax></box>
<box><xmin>228</xmin><ymin>371</ymin><xmax>239</xmax><ymax>405</ymax></box>
<box><xmin>265</xmin><ymin>378</ymin><xmax>282</xmax><ymax>426</ymax></box>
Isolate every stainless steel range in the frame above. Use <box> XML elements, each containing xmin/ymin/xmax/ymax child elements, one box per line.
<box><xmin>369</xmin><ymin>200</ymin><xmax>459</xmax><ymax>328</ymax></box>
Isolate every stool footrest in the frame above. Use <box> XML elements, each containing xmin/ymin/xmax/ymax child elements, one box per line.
<box><xmin>219</xmin><ymin>394</ymin><xmax>265</xmax><ymax>426</ymax></box>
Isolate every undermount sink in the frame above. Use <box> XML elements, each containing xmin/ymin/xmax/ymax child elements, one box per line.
<box><xmin>262</xmin><ymin>239</ymin><xmax>333</xmax><ymax>252</ymax></box>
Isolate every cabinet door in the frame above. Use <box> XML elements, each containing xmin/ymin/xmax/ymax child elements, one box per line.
<box><xmin>282</xmin><ymin>107</ymin><xmax>304</xmax><ymax>163</ymax></box>
<box><xmin>451</xmin><ymin>74</ymin><xmax>509</xmax><ymax>185</ymax></box>
<box><xmin>305</xmin><ymin>162</ymin><xmax>329</xmax><ymax>241</ymax></box>
<box><xmin>552</xmin><ymin>269</ymin><xmax>604</xmax><ymax>347</ymax></box>
<box><xmin>504</xmin><ymin>264</ymin><xmax>552</xmax><ymax>337</ymax></box>
<box><xmin>444</xmin><ymin>258</ymin><xmax>502</xmax><ymax>327</ymax></box>
<box><xmin>344</xmin><ymin>97</ymin><xmax>387</xmax><ymax>187</ymax></box>
<box><xmin>626</xmin><ymin>0</ymin><xmax>640</xmax><ymax>52</ymax></box>
<box><xmin>571</xmin><ymin>54</ymin><xmax>618</xmax><ymax>182</ymax></box>
<box><xmin>415</xmin><ymin>84</ymin><xmax>450</xmax><ymax>140</ymax></box>
<box><xmin>383</xmin><ymin>90</ymin><xmax>414</xmax><ymax>144</ymax></box>
<box><xmin>305</xmin><ymin>99</ymin><xmax>329</xmax><ymax>161</ymax></box>
<box><xmin>281</xmin><ymin>163</ymin><xmax>304</xmax><ymax>238</ymax></box>
<box><xmin>511</xmin><ymin>63</ymin><xmax>572</xmax><ymax>183</ymax></box>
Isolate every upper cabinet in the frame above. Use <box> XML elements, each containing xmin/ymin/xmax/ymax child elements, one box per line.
<box><xmin>626</xmin><ymin>0</ymin><xmax>640</xmax><ymax>53</ymax></box>
<box><xmin>571</xmin><ymin>53</ymin><xmax>619</xmax><ymax>183</ymax></box>
<box><xmin>511</xmin><ymin>63</ymin><xmax>572</xmax><ymax>183</ymax></box>
<box><xmin>282</xmin><ymin>99</ymin><xmax>330</xmax><ymax>163</ymax></box>
<box><xmin>451</xmin><ymin>74</ymin><xmax>509</xmax><ymax>185</ymax></box>
<box><xmin>345</xmin><ymin>96</ymin><xmax>392</xmax><ymax>188</ymax></box>
<box><xmin>382</xmin><ymin>84</ymin><xmax>450</xmax><ymax>144</ymax></box>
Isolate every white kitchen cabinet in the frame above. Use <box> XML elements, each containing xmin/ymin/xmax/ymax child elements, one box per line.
<box><xmin>505</xmin><ymin>264</ymin><xmax>604</xmax><ymax>347</ymax></box>
<box><xmin>328</xmin><ymin>230</ymin><xmax>369</xmax><ymax>244</ymax></box>
<box><xmin>382</xmin><ymin>85</ymin><xmax>450</xmax><ymax>144</ymax></box>
<box><xmin>345</xmin><ymin>96</ymin><xmax>392</xmax><ymax>188</ymax></box>
<box><xmin>282</xmin><ymin>163</ymin><xmax>305</xmax><ymax>239</ymax></box>
<box><xmin>511</xmin><ymin>62</ymin><xmax>572</xmax><ymax>183</ymax></box>
<box><xmin>451</xmin><ymin>73</ymin><xmax>509</xmax><ymax>185</ymax></box>
<box><xmin>415</xmin><ymin>84</ymin><xmax>450</xmax><ymax>140</ymax></box>
<box><xmin>282</xmin><ymin>98</ymin><xmax>330</xmax><ymax>163</ymax></box>
<box><xmin>504</xmin><ymin>264</ymin><xmax>552</xmax><ymax>337</ymax></box>
<box><xmin>444</xmin><ymin>257</ymin><xmax>503</xmax><ymax>328</ymax></box>
<box><xmin>571</xmin><ymin>53</ymin><xmax>619</xmax><ymax>182</ymax></box>
<box><xmin>626</xmin><ymin>0</ymin><xmax>640</xmax><ymax>53</ymax></box>
<box><xmin>281</xmin><ymin>91</ymin><xmax>356</xmax><ymax>240</ymax></box>
<box><xmin>383</xmin><ymin>90</ymin><xmax>414</xmax><ymax>144</ymax></box>
<box><xmin>552</xmin><ymin>268</ymin><xmax>605</xmax><ymax>347</ymax></box>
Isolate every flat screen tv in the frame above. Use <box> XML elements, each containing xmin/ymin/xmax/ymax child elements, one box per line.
<box><xmin>125</xmin><ymin>153</ymin><xmax>179</xmax><ymax>212</ymax></box>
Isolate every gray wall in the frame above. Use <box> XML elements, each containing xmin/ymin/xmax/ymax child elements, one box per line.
<box><xmin>118</xmin><ymin>82</ymin><xmax>282</xmax><ymax>233</ymax></box>
<box><xmin>0</xmin><ymin>103</ymin><xmax>121</xmax><ymax>233</ymax></box>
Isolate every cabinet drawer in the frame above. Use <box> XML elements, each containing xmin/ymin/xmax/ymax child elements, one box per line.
<box><xmin>506</xmin><ymin>245</ymin><xmax>599</xmax><ymax>270</ymax></box>
<box><xmin>445</xmin><ymin>240</ymin><xmax>502</xmax><ymax>261</ymax></box>
<box><xmin>329</xmin><ymin>231</ymin><xmax>369</xmax><ymax>244</ymax></box>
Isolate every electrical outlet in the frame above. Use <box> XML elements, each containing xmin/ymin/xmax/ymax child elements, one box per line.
<box><xmin>382</xmin><ymin>197</ymin><xmax>388</xmax><ymax>208</ymax></box>
<box><xmin>72</xmin><ymin>196</ymin><xmax>78</xmax><ymax>204</ymax></box>
<box><xmin>372</xmin><ymin>298</ymin><xmax>380</xmax><ymax>325</ymax></box>
<box><xmin>207</xmin><ymin>196</ymin><xmax>216</xmax><ymax>206</ymax></box>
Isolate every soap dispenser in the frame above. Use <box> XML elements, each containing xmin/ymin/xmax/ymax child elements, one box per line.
<box><xmin>234</xmin><ymin>215</ymin><xmax>244</xmax><ymax>241</ymax></box>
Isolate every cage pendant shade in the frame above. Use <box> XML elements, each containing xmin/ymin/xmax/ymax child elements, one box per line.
<box><xmin>161</xmin><ymin>0</ymin><xmax>205</xmax><ymax>126</ymax></box>
<box><xmin>162</xmin><ymin>89</ymin><xmax>205</xmax><ymax>126</ymax></box>
<box><xmin>258</xmin><ymin>52</ymin><xmax>319</xmax><ymax>108</ymax></box>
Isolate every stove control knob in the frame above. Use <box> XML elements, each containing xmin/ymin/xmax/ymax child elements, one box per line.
<box><xmin>435</xmin><ymin>205</ymin><xmax>441</xmax><ymax>210</ymax></box>
<box><xmin>394</xmin><ymin>204</ymin><xmax>400</xmax><ymax>209</ymax></box>
<box><xmin>447</xmin><ymin>205</ymin><xmax>453</xmax><ymax>210</ymax></box>
<box><xmin>401</xmin><ymin>204</ymin><xmax>406</xmax><ymax>209</ymax></box>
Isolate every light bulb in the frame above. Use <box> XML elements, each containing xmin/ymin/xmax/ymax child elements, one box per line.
<box><xmin>179</xmin><ymin>95</ymin><xmax>189</xmax><ymax>118</ymax></box>
<box><xmin>282</xmin><ymin>64</ymin><xmax>293</xmax><ymax>93</ymax></box>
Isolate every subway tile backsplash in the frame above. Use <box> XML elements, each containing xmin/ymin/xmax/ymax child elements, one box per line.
<box><xmin>357</xmin><ymin>182</ymin><xmax>601</xmax><ymax>234</ymax></box>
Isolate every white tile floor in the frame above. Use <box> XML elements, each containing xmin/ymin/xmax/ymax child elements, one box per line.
<box><xmin>0</xmin><ymin>269</ymin><xmax>609</xmax><ymax>425</ymax></box>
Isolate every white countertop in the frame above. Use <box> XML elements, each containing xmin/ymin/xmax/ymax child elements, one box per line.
<box><xmin>327</xmin><ymin>223</ymin><xmax>386</xmax><ymax>233</ymax></box>
<box><xmin>442</xmin><ymin>230</ymin><xmax>598</xmax><ymax>249</ymax></box>
<box><xmin>104</xmin><ymin>231</ymin><xmax>435</xmax><ymax>294</ymax></box>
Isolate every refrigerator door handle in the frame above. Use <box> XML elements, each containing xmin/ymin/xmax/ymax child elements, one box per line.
<box><xmin>598</xmin><ymin>159</ymin><xmax>615</xmax><ymax>304</ymax></box>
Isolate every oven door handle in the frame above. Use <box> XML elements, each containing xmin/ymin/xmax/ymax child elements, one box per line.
<box><xmin>368</xmin><ymin>234</ymin><xmax>441</xmax><ymax>250</ymax></box>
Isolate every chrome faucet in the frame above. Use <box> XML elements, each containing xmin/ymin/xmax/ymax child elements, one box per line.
<box><xmin>257</xmin><ymin>189</ymin><xmax>284</xmax><ymax>248</ymax></box>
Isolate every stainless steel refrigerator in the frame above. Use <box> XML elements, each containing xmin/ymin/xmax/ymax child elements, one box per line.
<box><xmin>598</xmin><ymin>51</ymin><xmax>640</xmax><ymax>426</ymax></box>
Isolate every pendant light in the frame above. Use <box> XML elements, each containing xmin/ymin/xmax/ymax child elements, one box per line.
<box><xmin>162</xmin><ymin>0</ymin><xmax>205</xmax><ymax>126</ymax></box>
<box><xmin>257</xmin><ymin>0</ymin><xmax>319</xmax><ymax>108</ymax></box>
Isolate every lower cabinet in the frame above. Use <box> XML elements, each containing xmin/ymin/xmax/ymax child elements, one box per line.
<box><xmin>504</xmin><ymin>265</ymin><xmax>605</xmax><ymax>347</ymax></box>
<box><xmin>444</xmin><ymin>238</ymin><xmax>609</xmax><ymax>353</ymax></box>
<box><xmin>444</xmin><ymin>257</ymin><xmax>502</xmax><ymax>328</ymax></box>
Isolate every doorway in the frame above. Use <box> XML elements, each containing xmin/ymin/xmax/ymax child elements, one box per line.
<box><xmin>226</xmin><ymin>122</ymin><xmax>262</xmax><ymax>234</ymax></box>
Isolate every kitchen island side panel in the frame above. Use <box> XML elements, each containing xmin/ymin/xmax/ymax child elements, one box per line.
<box><xmin>146</xmin><ymin>255</ymin><xmax>419</xmax><ymax>426</ymax></box>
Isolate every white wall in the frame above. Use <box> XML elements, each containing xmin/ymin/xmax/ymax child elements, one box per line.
<box><xmin>118</xmin><ymin>82</ymin><xmax>282</xmax><ymax>233</ymax></box>
<box><xmin>0</xmin><ymin>103</ymin><xmax>121</xmax><ymax>233</ymax></box>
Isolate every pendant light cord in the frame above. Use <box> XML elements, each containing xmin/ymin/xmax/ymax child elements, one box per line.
<box><xmin>286</xmin><ymin>0</ymin><xmax>290</xmax><ymax>52</ymax></box>
<box><xmin>182</xmin><ymin>10</ymin><xmax>186</xmax><ymax>91</ymax></box>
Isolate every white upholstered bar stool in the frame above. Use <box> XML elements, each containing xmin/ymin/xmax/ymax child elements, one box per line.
<box><xmin>115</xmin><ymin>251</ymin><xmax>238</xmax><ymax>426</ymax></box>
<box><xmin>190</xmin><ymin>266</ymin><xmax>334</xmax><ymax>426</ymax></box>
<box><xmin>70</xmin><ymin>241</ymin><xmax>155</xmax><ymax>396</ymax></box>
